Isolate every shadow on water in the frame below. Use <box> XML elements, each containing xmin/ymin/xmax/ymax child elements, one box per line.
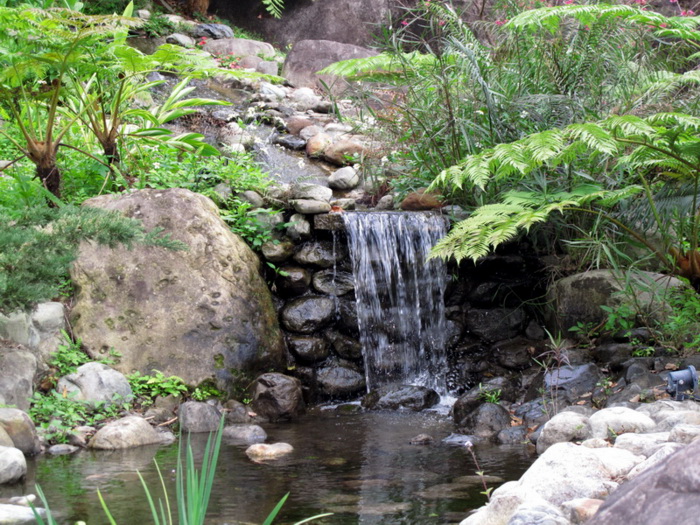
<box><xmin>1</xmin><ymin>410</ymin><xmax>534</xmax><ymax>524</ymax></box>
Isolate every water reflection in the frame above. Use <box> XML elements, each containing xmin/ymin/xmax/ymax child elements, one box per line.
<box><xmin>2</xmin><ymin>410</ymin><xmax>534</xmax><ymax>524</ymax></box>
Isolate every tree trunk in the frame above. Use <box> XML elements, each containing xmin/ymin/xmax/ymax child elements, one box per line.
<box><xmin>36</xmin><ymin>163</ymin><xmax>61</xmax><ymax>203</ymax></box>
<box><xmin>189</xmin><ymin>0</ymin><xmax>209</xmax><ymax>16</ymax></box>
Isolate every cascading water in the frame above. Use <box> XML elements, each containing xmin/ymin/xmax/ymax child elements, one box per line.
<box><xmin>342</xmin><ymin>211</ymin><xmax>449</xmax><ymax>394</ymax></box>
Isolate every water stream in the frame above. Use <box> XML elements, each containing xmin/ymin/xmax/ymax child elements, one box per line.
<box><xmin>342</xmin><ymin>212</ymin><xmax>449</xmax><ymax>394</ymax></box>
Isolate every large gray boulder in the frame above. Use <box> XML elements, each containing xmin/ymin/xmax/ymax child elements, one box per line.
<box><xmin>0</xmin><ymin>341</ymin><xmax>37</xmax><ymax>412</ymax></box>
<box><xmin>178</xmin><ymin>401</ymin><xmax>222</xmax><ymax>433</ymax></box>
<box><xmin>89</xmin><ymin>416</ymin><xmax>163</xmax><ymax>450</ymax></box>
<box><xmin>0</xmin><ymin>409</ymin><xmax>40</xmax><ymax>456</ymax></box>
<box><xmin>588</xmin><ymin>437</ymin><xmax>700</xmax><ymax>525</ymax></box>
<box><xmin>0</xmin><ymin>446</ymin><xmax>26</xmax><ymax>484</ymax></box>
<box><xmin>282</xmin><ymin>40</ymin><xmax>378</xmax><ymax>93</ymax></box>
<box><xmin>202</xmin><ymin>37</ymin><xmax>275</xmax><ymax>59</ymax></box>
<box><xmin>70</xmin><ymin>189</ymin><xmax>285</xmax><ymax>395</ymax></box>
<box><xmin>0</xmin><ymin>302</ymin><xmax>66</xmax><ymax>369</ymax></box>
<box><xmin>250</xmin><ymin>373</ymin><xmax>305</xmax><ymax>421</ymax></box>
<box><xmin>56</xmin><ymin>362</ymin><xmax>132</xmax><ymax>405</ymax></box>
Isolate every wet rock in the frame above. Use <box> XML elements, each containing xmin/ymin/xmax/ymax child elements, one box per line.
<box><xmin>544</xmin><ymin>364</ymin><xmax>601</xmax><ymax>404</ymax></box>
<box><xmin>47</xmin><ymin>444</ymin><xmax>80</xmax><ymax>455</ymax></box>
<box><xmin>410</xmin><ymin>434</ymin><xmax>435</xmax><ymax>445</ymax></box>
<box><xmin>465</xmin><ymin>308</ymin><xmax>527</xmax><ymax>343</ymax></box>
<box><xmin>514</xmin><ymin>398</ymin><xmax>567</xmax><ymax>428</ymax></box>
<box><xmin>281</xmin><ymin>296</ymin><xmax>336</xmax><ymax>333</ymax></box>
<box><xmin>328</xmin><ymin>166</ymin><xmax>360</xmax><ymax>190</ymax></box>
<box><xmin>590</xmin><ymin>343</ymin><xmax>635</xmax><ymax>372</ymax></box>
<box><xmin>325</xmin><ymin>330</ymin><xmax>363</xmax><ymax>360</ymax></box>
<box><xmin>245</xmin><ymin>442</ymin><xmax>293</xmax><ymax>460</ymax></box>
<box><xmin>261</xmin><ymin>240</ymin><xmax>295</xmax><ymax>263</ymax></box>
<box><xmin>251</xmin><ymin>373</ymin><xmax>305</xmax><ymax>421</ymax></box>
<box><xmin>400</xmin><ymin>188</ymin><xmax>442</xmax><ymax>211</ymax></box>
<box><xmin>316</xmin><ymin>364</ymin><xmax>365</xmax><ymax>397</ymax></box>
<box><xmin>337</xmin><ymin>299</ymin><xmax>359</xmax><ymax>334</ymax></box>
<box><xmin>289</xmin><ymin>87</ymin><xmax>322</xmax><ymax>111</ymax></box>
<box><xmin>291</xmin><ymin>182</ymin><xmax>332</xmax><ymax>203</ymax></box>
<box><xmin>537</xmin><ymin>411</ymin><xmax>591</xmax><ymax>454</ymax></box>
<box><xmin>299</xmin><ymin>125</ymin><xmax>324</xmax><ymax>141</ymax></box>
<box><xmin>497</xmin><ymin>426</ymin><xmax>528</xmax><ymax>445</ymax></box>
<box><xmin>0</xmin><ymin>446</ymin><xmax>26</xmax><ymax>484</ymax></box>
<box><xmin>293</xmin><ymin>241</ymin><xmax>346</xmax><ymax>268</ymax></box>
<box><xmin>275</xmin><ymin>267</ymin><xmax>311</xmax><ymax>297</ymax></box>
<box><xmin>223</xmin><ymin>400</ymin><xmax>253</xmax><ymax>424</ymax></box>
<box><xmin>362</xmin><ymin>385</ymin><xmax>439</xmax><ymax>411</ymax></box>
<box><xmin>274</xmin><ymin>134</ymin><xmax>306</xmax><ymax>150</ymax></box>
<box><xmin>492</xmin><ymin>337</ymin><xmax>538</xmax><ymax>370</ymax></box>
<box><xmin>179</xmin><ymin>401</ymin><xmax>222</xmax><ymax>433</ymax></box>
<box><xmin>287</xmin><ymin>335</ymin><xmax>329</xmax><ymax>364</ymax></box>
<box><xmin>286</xmin><ymin>116</ymin><xmax>314</xmax><ymax>135</ymax></box>
<box><xmin>70</xmin><ymin>189</ymin><xmax>285</xmax><ymax>395</ymax></box>
<box><xmin>0</xmin><ymin>409</ymin><xmax>40</xmax><ymax>456</ymax></box>
<box><xmin>203</xmin><ymin>38</ymin><xmax>275</xmax><ymax>59</ymax></box>
<box><xmin>458</xmin><ymin>403</ymin><xmax>512</xmax><ymax>438</ymax></box>
<box><xmin>0</xmin><ymin>341</ymin><xmax>37</xmax><ymax>412</ymax></box>
<box><xmin>193</xmin><ymin>23</ymin><xmax>234</xmax><ymax>39</ymax></box>
<box><xmin>312</xmin><ymin>270</ymin><xmax>354</xmax><ymax>296</ymax></box>
<box><xmin>286</xmin><ymin>213</ymin><xmax>312</xmax><ymax>241</ymax></box>
<box><xmin>323</xmin><ymin>140</ymin><xmax>367</xmax><ymax>166</ymax></box>
<box><xmin>89</xmin><ymin>416</ymin><xmax>162</xmax><ymax>449</ymax></box>
<box><xmin>374</xmin><ymin>194</ymin><xmax>394</xmax><ymax>210</ymax></box>
<box><xmin>57</xmin><ymin>362</ymin><xmax>132</xmax><ymax>405</ymax></box>
<box><xmin>222</xmin><ymin>424</ymin><xmax>267</xmax><ymax>444</ymax></box>
<box><xmin>588</xmin><ymin>406</ymin><xmax>656</xmax><ymax>439</ymax></box>
<box><xmin>442</xmin><ymin>433</ymin><xmax>481</xmax><ymax>446</ymax></box>
<box><xmin>291</xmin><ymin>199</ymin><xmax>332</xmax><ymax>214</ymax></box>
<box><xmin>306</xmin><ymin>132</ymin><xmax>332</xmax><ymax>157</ymax></box>
<box><xmin>587</xmin><ymin>438</ymin><xmax>700</xmax><ymax>525</ymax></box>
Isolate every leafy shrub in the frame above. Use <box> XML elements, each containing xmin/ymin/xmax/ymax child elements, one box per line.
<box><xmin>127</xmin><ymin>370</ymin><xmax>189</xmax><ymax>401</ymax></box>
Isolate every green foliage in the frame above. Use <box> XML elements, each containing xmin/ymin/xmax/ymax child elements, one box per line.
<box><xmin>220</xmin><ymin>198</ymin><xmax>284</xmax><ymax>250</ymax></box>
<box><xmin>0</xmin><ymin>205</ymin><xmax>185</xmax><ymax>313</ymax></box>
<box><xmin>190</xmin><ymin>384</ymin><xmax>223</xmax><ymax>401</ymax></box>
<box><xmin>477</xmin><ymin>384</ymin><xmax>502</xmax><ymax>404</ymax></box>
<box><xmin>48</xmin><ymin>330</ymin><xmax>119</xmax><ymax>377</ymax></box>
<box><xmin>127</xmin><ymin>371</ymin><xmax>189</xmax><ymax>401</ymax></box>
<box><xmin>657</xmin><ymin>284</ymin><xmax>700</xmax><ymax>352</ymax></box>
<box><xmin>261</xmin><ymin>0</ymin><xmax>284</xmax><ymax>19</ymax></box>
<box><xmin>140</xmin><ymin>12</ymin><xmax>176</xmax><ymax>37</ymax></box>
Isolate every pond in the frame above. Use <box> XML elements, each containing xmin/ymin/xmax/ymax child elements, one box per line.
<box><xmin>1</xmin><ymin>408</ymin><xmax>535</xmax><ymax>524</ymax></box>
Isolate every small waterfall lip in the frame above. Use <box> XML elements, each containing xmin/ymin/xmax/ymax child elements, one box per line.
<box><xmin>342</xmin><ymin>211</ymin><xmax>449</xmax><ymax>396</ymax></box>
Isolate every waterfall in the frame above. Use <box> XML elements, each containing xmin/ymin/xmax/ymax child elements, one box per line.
<box><xmin>342</xmin><ymin>211</ymin><xmax>448</xmax><ymax>394</ymax></box>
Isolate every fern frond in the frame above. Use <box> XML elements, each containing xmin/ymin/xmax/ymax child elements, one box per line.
<box><xmin>318</xmin><ymin>52</ymin><xmax>438</xmax><ymax>81</ymax></box>
<box><xmin>261</xmin><ymin>0</ymin><xmax>284</xmax><ymax>19</ymax></box>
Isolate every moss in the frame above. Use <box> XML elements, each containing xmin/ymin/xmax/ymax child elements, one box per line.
<box><xmin>213</xmin><ymin>353</ymin><xmax>225</xmax><ymax>369</ymax></box>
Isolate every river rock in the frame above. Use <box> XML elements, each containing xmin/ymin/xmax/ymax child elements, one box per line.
<box><xmin>492</xmin><ymin>337</ymin><xmax>537</xmax><ymax>370</ymax></box>
<box><xmin>625</xmin><ymin>442</ymin><xmax>684</xmax><ymax>480</ymax></box>
<box><xmin>281</xmin><ymin>296</ymin><xmax>336</xmax><ymax>333</ymax></box>
<box><xmin>669</xmin><ymin>424</ymin><xmax>700</xmax><ymax>444</ymax></box>
<box><xmin>400</xmin><ymin>188</ymin><xmax>442</xmax><ymax>211</ymax></box>
<box><xmin>56</xmin><ymin>362</ymin><xmax>132</xmax><ymax>405</ymax></box>
<box><xmin>544</xmin><ymin>364</ymin><xmax>601</xmax><ymax>404</ymax></box>
<box><xmin>286</xmin><ymin>213</ymin><xmax>312</xmax><ymax>241</ymax></box>
<box><xmin>588</xmin><ymin>406</ymin><xmax>656</xmax><ymax>439</ymax></box>
<box><xmin>192</xmin><ymin>23</ymin><xmax>234</xmax><ymax>39</ymax></box>
<box><xmin>312</xmin><ymin>270</ymin><xmax>354</xmax><ymax>296</ymax></box>
<box><xmin>0</xmin><ymin>409</ymin><xmax>40</xmax><ymax>456</ymax></box>
<box><xmin>465</xmin><ymin>308</ymin><xmax>527</xmax><ymax>343</ymax></box>
<box><xmin>316</xmin><ymin>364</ymin><xmax>365</xmax><ymax>397</ymax></box>
<box><xmin>289</xmin><ymin>87</ymin><xmax>322</xmax><ymax>111</ymax></box>
<box><xmin>306</xmin><ymin>132</ymin><xmax>332</xmax><ymax>157</ymax></box>
<box><xmin>274</xmin><ymin>134</ymin><xmax>306</xmax><ymax>150</ymax></box>
<box><xmin>0</xmin><ymin>446</ymin><xmax>26</xmax><ymax>484</ymax></box>
<box><xmin>362</xmin><ymin>385</ymin><xmax>439</xmax><ymax>411</ymax></box>
<box><xmin>508</xmin><ymin>500</ymin><xmax>570</xmax><ymax>525</ymax></box>
<box><xmin>275</xmin><ymin>267</ymin><xmax>311</xmax><ymax>298</ymax></box>
<box><xmin>179</xmin><ymin>401</ymin><xmax>222</xmax><ymax>433</ymax></box>
<box><xmin>293</xmin><ymin>241</ymin><xmax>346</xmax><ymax>268</ymax></box>
<box><xmin>287</xmin><ymin>335</ymin><xmax>329</xmax><ymax>364</ymax></box>
<box><xmin>70</xmin><ymin>189</ymin><xmax>285</xmax><ymax>395</ymax></box>
<box><xmin>286</xmin><ymin>116</ymin><xmax>314</xmax><ymax>135</ymax></box>
<box><xmin>291</xmin><ymin>199</ymin><xmax>332</xmax><ymax>214</ymax></box>
<box><xmin>165</xmin><ymin>33</ymin><xmax>194</xmax><ymax>47</ymax></box>
<box><xmin>245</xmin><ymin>442</ymin><xmax>293</xmax><ymax>460</ymax></box>
<box><xmin>337</xmin><ymin>299</ymin><xmax>359</xmax><ymax>334</ymax></box>
<box><xmin>537</xmin><ymin>411</ymin><xmax>591</xmax><ymax>454</ymax></box>
<box><xmin>223</xmin><ymin>400</ymin><xmax>253</xmax><ymax>424</ymax></box>
<box><xmin>299</xmin><ymin>125</ymin><xmax>324</xmax><ymax>141</ymax></box>
<box><xmin>282</xmin><ymin>39</ymin><xmax>378</xmax><ymax>92</ymax></box>
<box><xmin>325</xmin><ymin>330</ymin><xmax>363</xmax><ymax>361</ymax></box>
<box><xmin>203</xmin><ymin>37</ymin><xmax>275</xmax><ymax>59</ymax></box>
<box><xmin>587</xmin><ymin>437</ymin><xmax>700</xmax><ymax>525</ymax></box>
<box><xmin>613</xmin><ymin>432</ymin><xmax>670</xmax><ymax>458</ymax></box>
<box><xmin>251</xmin><ymin>373</ymin><xmax>305</xmax><ymax>421</ymax></box>
<box><xmin>291</xmin><ymin>183</ymin><xmax>332</xmax><ymax>203</ymax></box>
<box><xmin>0</xmin><ymin>502</ymin><xmax>44</xmax><ymax>522</ymax></box>
<box><xmin>222</xmin><ymin>424</ymin><xmax>267</xmax><ymax>444</ymax></box>
<box><xmin>0</xmin><ymin>428</ymin><xmax>12</xmax><ymax>448</ymax></box>
<box><xmin>261</xmin><ymin>240</ymin><xmax>295</xmax><ymax>263</ymax></box>
<box><xmin>0</xmin><ymin>342</ymin><xmax>36</xmax><ymax>412</ymax></box>
<box><xmin>323</xmin><ymin>140</ymin><xmax>367</xmax><ymax>166</ymax></box>
<box><xmin>458</xmin><ymin>403</ymin><xmax>512</xmax><ymax>438</ymax></box>
<box><xmin>47</xmin><ymin>444</ymin><xmax>80</xmax><ymax>455</ymax></box>
<box><xmin>89</xmin><ymin>416</ymin><xmax>162</xmax><ymax>450</ymax></box>
<box><xmin>328</xmin><ymin>166</ymin><xmax>360</xmax><ymax>190</ymax></box>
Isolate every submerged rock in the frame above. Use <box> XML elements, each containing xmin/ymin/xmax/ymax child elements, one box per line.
<box><xmin>362</xmin><ymin>385</ymin><xmax>439</xmax><ymax>411</ymax></box>
<box><xmin>245</xmin><ymin>442</ymin><xmax>293</xmax><ymax>460</ymax></box>
<box><xmin>222</xmin><ymin>424</ymin><xmax>267</xmax><ymax>444</ymax></box>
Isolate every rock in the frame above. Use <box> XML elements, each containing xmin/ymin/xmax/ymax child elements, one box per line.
<box><xmin>165</xmin><ymin>33</ymin><xmax>195</xmax><ymax>47</ymax></box>
<box><xmin>497</xmin><ymin>426</ymin><xmax>528</xmax><ymax>445</ymax></box>
<box><xmin>544</xmin><ymin>364</ymin><xmax>601</xmax><ymax>404</ymax></box>
<box><xmin>588</xmin><ymin>406</ymin><xmax>656</xmax><ymax>439</ymax></box>
<box><xmin>669</xmin><ymin>424</ymin><xmax>700</xmax><ymax>444</ymax></box>
<box><xmin>0</xmin><ymin>302</ymin><xmax>65</xmax><ymax>368</ymax></box>
<box><xmin>291</xmin><ymin>199</ymin><xmax>332</xmax><ymax>214</ymax></box>
<box><xmin>286</xmin><ymin>213</ymin><xmax>312</xmax><ymax>241</ymax></box>
<box><xmin>508</xmin><ymin>500</ymin><xmax>571</xmax><ymax>525</ymax></box>
<box><xmin>238</xmin><ymin>190</ymin><xmax>265</xmax><ymax>208</ymax></box>
<box><xmin>562</xmin><ymin>498</ymin><xmax>604</xmax><ymax>524</ymax></box>
<box><xmin>222</xmin><ymin>424</ymin><xmax>267</xmax><ymax>444</ymax></box>
<box><xmin>312</xmin><ymin>270</ymin><xmax>354</xmax><ymax>296</ymax></box>
<box><xmin>203</xmin><ymin>38</ymin><xmax>275</xmax><ymax>59</ymax></box>
<box><xmin>47</xmin><ymin>444</ymin><xmax>80</xmax><ymax>455</ymax></box>
<box><xmin>465</xmin><ymin>308</ymin><xmax>527</xmax><ymax>343</ymax></box>
<box><xmin>287</xmin><ymin>336</ymin><xmax>329</xmax><ymax>364</ymax></box>
<box><xmin>282</xmin><ymin>39</ymin><xmax>378</xmax><ymax>93</ymax></box>
<box><xmin>613</xmin><ymin>432</ymin><xmax>670</xmax><ymax>458</ymax></box>
<box><xmin>537</xmin><ymin>411</ymin><xmax>591</xmax><ymax>454</ymax></box>
<box><xmin>587</xmin><ymin>438</ymin><xmax>700</xmax><ymax>525</ymax></box>
<box><xmin>316</xmin><ymin>364</ymin><xmax>366</xmax><ymax>397</ymax></box>
<box><xmin>400</xmin><ymin>188</ymin><xmax>442</xmax><ymax>211</ymax></box>
<box><xmin>275</xmin><ymin>267</ymin><xmax>311</xmax><ymax>297</ymax></box>
<box><xmin>0</xmin><ymin>342</ymin><xmax>37</xmax><ymax>412</ymax></box>
<box><xmin>374</xmin><ymin>194</ymin><xmax>394</xmax><ymax>210</ymax></box>
<box><xmin>546</xmin><ymin>269</ymin><xmax>685</xmax><ymax>333</ymax></box>
<box><xmin>337</xmin><ymin>299</ymin><xmax>359</xmax><ymax>334</ymax></box>
<box><xmin>70</xmin><ymin>189</ymin><xmax>285</xmax><ymax>395</ymax></box>
<box><xmin>192</xmin><ymin>23</ymin><xmax>234</xmax><ymax>39</ymax></box>
<box><xmin>323</xmin><ymin>140</ymin><xmax>367</xmax><ymax>166</ymax></box>
<box><xmin>223</xmin><ymin>400</ymin><xmax>253</xmax><ymax>424</ymax></box>
<box><xmin>261</xmin><ymin>240</ymin><xmax>295</xmax><ymax>263</ymax></box>
<box><xmin>260</xmin><ymin>82</ymin><xmax>286</xmax><ymax>100</ymax></box>
<box><xmin>0</xmin><ymin>428</ymin><xmax>12</xmax><ymax>448</ymax></box>
<box><xmin>257</xmin><ymin>60</ymin><xmax>279</xmax><ymax>76</ymax></box>
<box><xmin>289</xmin><ymin>88</ymin><xmax>322</xmax><ymax>111</ymax></box>
<box><xmin>325</xmin><ymin>330</ymin><xmax>363</xmax><ymax>360</ymax></box>
<box><xmin>286</xmin><ymin>116</ymin><xmax>315</xmax><ymax>135</ymax></box>
<box><xmin>0</xmin><ymin>503</ymin><xmax>43</xmax><ymax>523</ymax></box>
<box><xmin>56</xmin><ymin>362</ymin><xmax>132</xmax><ymax>405</ymax></box>
<box><xmin>179</xmin><ymin>401</ymin><xmax>222</xmax><ymax>433</ymax></box>
<box><xmin>281</xmin><ymin>296</ymin><xmax>336</xmax><ymax>333</ymax></box>
<box><xmin>0</xmin><ymin>446</ymin><xmax>26</xmax><ymax>484</ymax></box>
<box><xmin>625</xmin><ymin>442</ymin><xmax>683</xmax><ymax>479</ymax></box>
<box><xmin>274</xmin><ymin>134</ymin><xmax>306</xmax><ymax>150</ymax></box>
<box><xmin>458</xmin><ymin>403</ymin><xmax>512</xmax><ymax>438</ymax></box>
<box><xmin>299</xmin><ymin>125</ymin><xmax>324</xmax><ymax>141</ymax></box>
<box><xmin>245</xmin><ymin>442</ymin><xmax>293</xmax><ymax>460</ymax></box>
<box><xmin>492</xmin><ymin>337</ymin><xmax>537</xmax><ymax>370</ymax></box>
<box><xmin>410</xmin><ymin>434</ymin><xmax>435</xmax><ymax>445</ymax></box>
<box><xmin>251</xmin><ymin>373</ymin><xmax>305</xmax><ymax>421</ymax></box>
<box><xmin>306</xmin><ymin>132</ymin><xmax>332</xmax><ymax>157</ymax></box>
<box><xmin>328</xmin><ymin>166</ymin><xmax>360</xmax><ymax>190</ymax></box>
<box><xmin>293</xmin><ymin>241</ymin><xmax>346</xmax><ymax>268</ymax></box>
<box><xmin>0</xmin><ymin>409</ymin><xmax>40</xmax><ymax>456</ymax></box>
<box><xmin>89</xmin><ymin>416</ymin><xmax>163</xmax><ymax>450</ymax></box>
<box><xmin>362</xmin><ymin>385</ymin><xmax>439</xmax><ymax>411</ymax></box>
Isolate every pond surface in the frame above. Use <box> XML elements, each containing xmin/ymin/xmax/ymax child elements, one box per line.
<box><xmin>2</xmin><ymin>409</ymin><xmax>534</xmax><ymax>524</ymax></box>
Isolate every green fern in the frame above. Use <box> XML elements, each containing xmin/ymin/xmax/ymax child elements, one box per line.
<box><xmin>261</xmin><ymin>0</ymin><xmax>284</xmax><ymax>19</ymax></box>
